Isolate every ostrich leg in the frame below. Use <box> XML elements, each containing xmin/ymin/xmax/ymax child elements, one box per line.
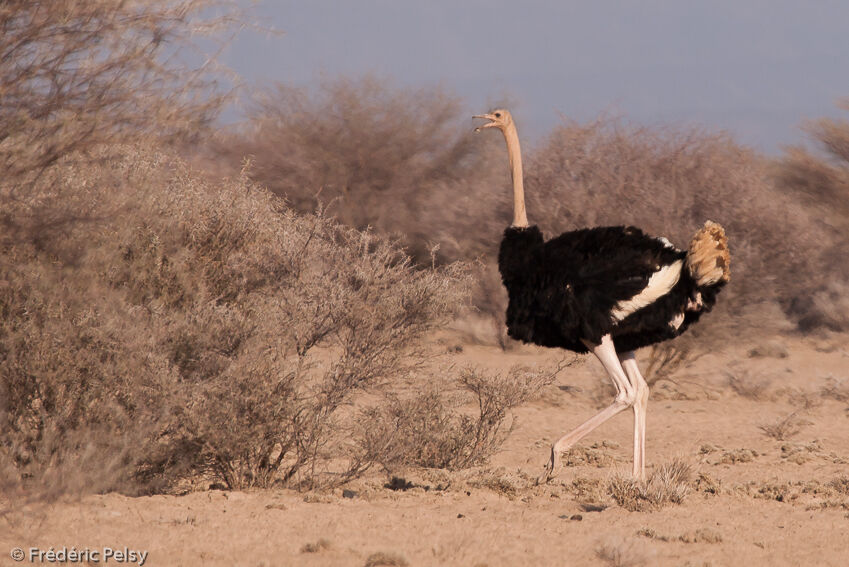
<box><xmin>537</xmin><ymin>335</ymin><xmax>637</xmax><ymax>484</ymax></box>
<box><xmin>619</xmin><ymin>351</ymin><xmax>649</xmax><ymax>480</ymax></box>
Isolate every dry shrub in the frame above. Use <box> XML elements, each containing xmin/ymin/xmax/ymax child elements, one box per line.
<box><xmin>0</xmin><ymin>148</ymin><xmax>470</xmax><ymax>502</ymax></box>
<box><xmin>215</xmin><ymin>77</ymin><xmax>845</xmax><ymax>338</ymax></box>
<box><xmin>356</xmin><ymin>365</ymin><xmax>561</xmax><ymax>471</ymax></box>
<box><xmin>725</xmin><ymin>369</ymin><xmax>773</xmax><ymax>400</ymax></box>
<box><xmin>759</xmin><ymin>411</ymin><xmax>812</xmax><ymax>441</ymax></box>
<box><xmin>820</xmin><ymin>376</ymin><xmax>849</xmax><ymax>402</ymax></box>
<box><xmin>608</xmin><ymin>458</ymin><xmax>692</xmax><ymax>512</ymax></box>
<box><xmin>212</xmin><ymin>77</ymin><xmax>845</xmax><ymax>344</ymax></box>
<box><xmin>0</xmin><ymin>0</ymin><xmax>240</xmax><ymax>192</ymax></box>
<box><xmin>211</xmin><ymin>76</ymin><xmax>509</xmax><ymax>265</ymax></box>
<box><xmin>772</xmin><ymin>99</ymin><xmax>849</xmax><ymax>330</ymax></box>
<box><xmin>642</xmin><ymin>336</ymin><xmax>707</xmax><ymax>387</ymax></box>
<box><xmin>525</xmin><ymin>118</ymin><xmax>830</xmax><ymax>338</ymax></box>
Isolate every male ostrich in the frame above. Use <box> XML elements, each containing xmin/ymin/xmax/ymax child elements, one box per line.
<box><xmin>473</xmin><ymin>109</ymin><xmax>730</xmax><ymax>482</ymax></box>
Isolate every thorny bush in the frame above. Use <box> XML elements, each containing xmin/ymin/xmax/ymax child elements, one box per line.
<box><xmin>0</xmin><ymin>148</ymin><xmax>472</xmax><ymax>502</ymax></box>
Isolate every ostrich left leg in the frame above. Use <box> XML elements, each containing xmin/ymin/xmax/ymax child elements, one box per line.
<box><xmin>537</xmin><ymin>335</ymin><xmax>634</xmax><ymax>484</ymax></box>
<box><xmin>619</xmin><ymin>351</ymin><xmax>649</xmax><ymax>480</ymax></box>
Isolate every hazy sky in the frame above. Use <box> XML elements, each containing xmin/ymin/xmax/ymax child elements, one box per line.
<box><xmin>223</xmin><ymin>1</ymin><xmax>849</xmax><ymax>153</ymax></box>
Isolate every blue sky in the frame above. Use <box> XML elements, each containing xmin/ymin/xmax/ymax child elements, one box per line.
<box><xmin>223</xmin><ymin>1</ymin><xmax>849</xmax><ymax>153</ymax></box>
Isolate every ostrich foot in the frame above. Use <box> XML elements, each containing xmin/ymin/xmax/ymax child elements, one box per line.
<box><xmin>535</xmin><ymin>447</ymin><xmax>559</xmax><ymax>485</ymax></box>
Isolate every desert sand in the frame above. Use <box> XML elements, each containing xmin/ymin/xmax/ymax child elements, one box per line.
<box><xmin>4</xmin><ymin>334</ymin><xmax>848</xmax><ymax>567</ymax></box>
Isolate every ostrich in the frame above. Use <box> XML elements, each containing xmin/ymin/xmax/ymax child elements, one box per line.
<box><xmin>473</xmin><ymin>109</ymin><xmax>730</xmax><ymax>483</ymax></box>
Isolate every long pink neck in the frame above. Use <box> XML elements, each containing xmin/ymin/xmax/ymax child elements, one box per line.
<box><xmin>503</xmin><ymin>123</ymin><xmax>529</xmax><ymax>228</ymax></box>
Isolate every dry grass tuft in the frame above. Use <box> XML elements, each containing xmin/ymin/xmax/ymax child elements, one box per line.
<box><xmin>608</xmin><ymin>459</ymin><xmax>692</xmax><ymax>512</ymax></box>
<box><xmin>679</xmin><ymin>528</ymin><xmax>724</xmax><ymax>544</ymax></box>
<box><xmin>638</xmin><ymin>527</ymin><xmax>722</xmax><ymax>544</ymax></box>
<box><xmin>300</xmin><ymin>539</ymin><xmax>331</xmax><ymax>553</ymax></box>
<box><xmin>828</xmin><ymin>476</ymin><xmax>849</xmax><ymax>495</ymax></box>
<box><xmin>754</xmin><ymin>482</ymin><xmax>793</xmax><ymax>502</ymax></box>
<box><xmin>568</xmin><ymin>477</ymin><xmax>608</xmax><ymax>506</ymax></box>
<box><xmin>759</xmin><ymin>411</ymin><xmax>812</xmax><ymax>440</ymax></box>
<box><xmin>694</xmin><ymin>473</ymin><xmax>722</xmax><ymax>496</ymax></box>
<box><xmin>718</xmin><ymin>448</ymin><xmax>759</xmax><ymax>465</ymax></box>
<box><xmin>364</xmin><ymin>552</ymin><xmax>410</xmax><ymax>567</ymax></box>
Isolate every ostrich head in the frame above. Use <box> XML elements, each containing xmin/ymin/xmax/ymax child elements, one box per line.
<box><xmin>472</xmin><ymin>108</ymin><xmax>528</xmax><ymax>227</ymax></box>
<box><xmin>473</xmin><ymin>109</ymin><xmax>513</xmax><ymax>132</ymax></box>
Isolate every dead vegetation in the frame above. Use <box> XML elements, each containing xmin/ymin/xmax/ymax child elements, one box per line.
<box><xmin>300</xmin><ymin>539</ymin><xmax>331</xmax><ymax>553</ymax></box>
<box><xmin>0</xmin><ymin>0</ymin><xmax>240</xmax><ymax>195</ymax></box>
<box><xmin>717</xmin><ymin>448</ymin><xmax>760</xmax><ymax>465</ymax></box>
<box><xmin>568</xmin><ymin>476</ymin><xmax>609</xmax><ymax>506</ymax></box>
<box><xmin>643</xmin><ymin>342</ymin><xmax>699</xmax><ymax>386</ymax></box>
<box><xmin>214</xmin><ymin>78</ymin><xmax>849</xmax><ymax>346</ymax></box>
<box><xmin>828</xmin><ymin>476</ymin><xmax>849</xmax><ymax>496</ymax></box>
<box><xmin>772</xmin><ymin>98</ymin><xmax>849</xmax><ymax>331</ymax></box>
<box><xmin>3</xmin><ymin>4</ymin><xmax>849</xmax><ymax>524</ymax></box>
<box><xmin>357</xmin><ymin>364</ymin><xmax>561</xmax><ymax>472</ymax></box>
<box><xmin>725</xmin><ymin>369</ymin><xmax>773</xmax><ymax>400</ymax></box>
<box><xmin>607</xmin><ymin>459</ymin><xmax>692</xmax><ymax>512</ymax></box>
<box><xmin>0</xmin><ymin>149</ymin><xmax>476</xmax><ymax>502</ymax></box>
<box><xmin>820</xmin><ymin>376</ymin><xmax>849</xmax><ymax>402</ymax></box>
<box><xmin>364</xmin><ymin>552</ymin><xmax>409</xmax><ymax>567</ymax></box>
<box><xmin>759</xmin><ymin>411</ymin><xmax>812</xmax><ymax>441</ymax></box>
<box><xmin>209</xmin><ymin>76</ymin><xmax>507</xmax><ymax>266</ymax></box>
<box><xmin>637</xmin><ymin>527</ymin><xmax>723</xmax><ymax>544</ymax></box>
<box><xmin>525</xmin><ymin>117</ymin><xmax>840</xmax><ymax>339</ymax></box>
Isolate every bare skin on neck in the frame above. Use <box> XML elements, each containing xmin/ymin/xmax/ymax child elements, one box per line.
<box><xmin>473</xmin><ymin>109</ymin><xmax>529</xmax><ymax>228</ymax></box>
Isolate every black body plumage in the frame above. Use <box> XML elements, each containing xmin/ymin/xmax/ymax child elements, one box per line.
<box><xmin>498</xmin><ymin>225</ymin><xmax>725</xmax><ymax>353</ymax></box>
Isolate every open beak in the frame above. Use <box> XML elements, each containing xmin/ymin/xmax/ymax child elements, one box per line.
<box><xmin>473</xmin><ymin>113</ymin><xmax>497</xmax><ymax>132</ymax></box>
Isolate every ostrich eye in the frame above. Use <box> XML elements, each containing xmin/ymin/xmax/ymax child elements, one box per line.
<box><xmin>494</xmin><ymin>112</ymin><xmax>502</xmax><ymax>118</ymax></box>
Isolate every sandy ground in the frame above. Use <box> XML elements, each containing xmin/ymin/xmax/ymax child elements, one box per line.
<box><xmin>3</xmin><ymin>334</ymin><xmax>849</xmax><ymax>566</ymax></box>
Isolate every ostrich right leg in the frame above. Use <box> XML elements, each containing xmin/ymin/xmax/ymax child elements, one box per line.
<box><xmin>619</xmin><ymin>351</ymin><xmax>649</xmax><ymax>480</ymax></box>
<box><xmin>537</xmin><ymin>334</ymin><xmax>636</xmax><ymax>484</ymax></box>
